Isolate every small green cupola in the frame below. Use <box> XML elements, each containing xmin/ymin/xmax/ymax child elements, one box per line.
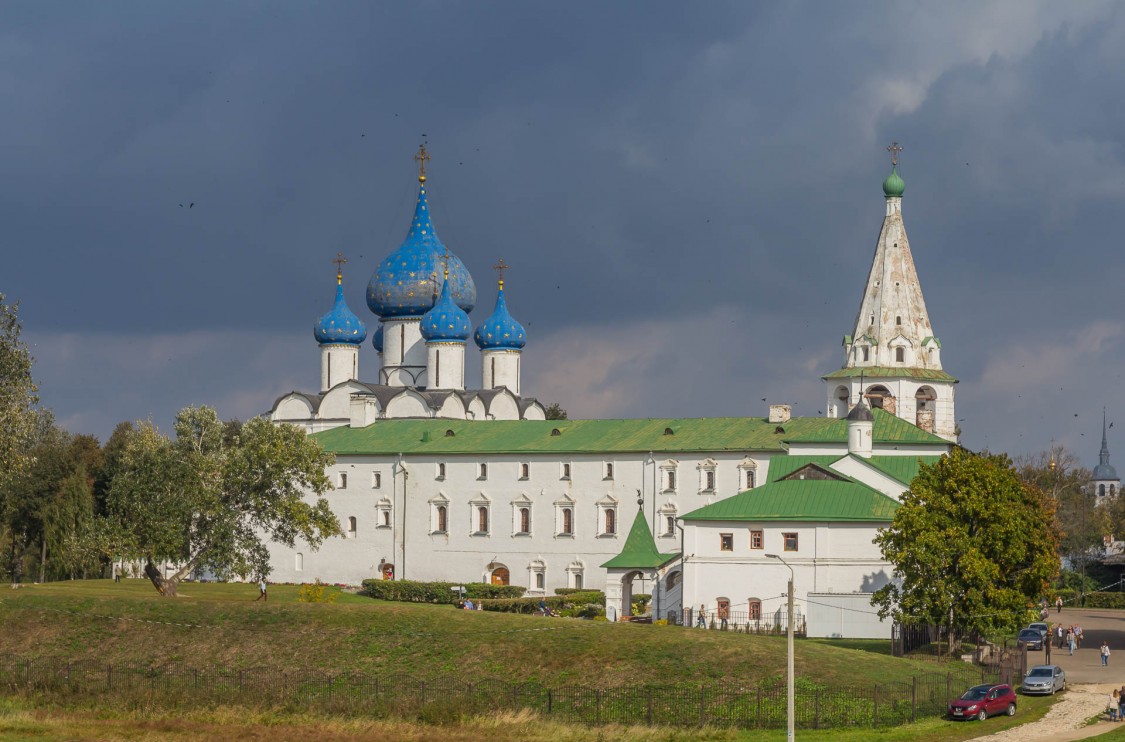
<box><xmin>882</xmin><ymin>166</ymin><xmax>905</xmax><ymax>198</ymax></box>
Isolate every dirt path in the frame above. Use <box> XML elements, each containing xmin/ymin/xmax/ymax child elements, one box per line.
<box><xmin>972</xmin><ymin>685</ymin><xmax>1116</xmax><ymax>741</ymax></box>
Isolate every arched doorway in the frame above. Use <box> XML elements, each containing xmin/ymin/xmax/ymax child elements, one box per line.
<box><xmin>490</xmin><ymin>565</ymin><xmax>510</xmax><ymax>586</ymax></box>
<box><xmin>621</xmin><ymin>570</ymin><xmax>644</xmax><ymax>617</ymax></box>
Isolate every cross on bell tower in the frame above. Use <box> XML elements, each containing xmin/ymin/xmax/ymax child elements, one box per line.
<box><xmin>493</xmin><ymin>258</ymin><xmax>510</xmax><ymax>289</ymax></box>
<box><xmin>886</xmin><ymin>141</ymin><xmax>903</xmax><ymax>167</ymax></box>
<box><xmin>414</xmin><ymin>144</ymin><xmax>431</xmax><ymax>183</ymax></box>
<box><xmin>333</xmin><ymin>251</ymin><xmax>347</xmax><ymax>284</ymax></box>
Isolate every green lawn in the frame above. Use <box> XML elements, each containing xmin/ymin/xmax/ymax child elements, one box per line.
<box><xmin>0</xmin><ymin>579</ymin><xmax>986</xmax><ymax>691</ymax></box>
<box><xmin>0</xmin><ymin>693</ymin><xmax>1059</xmax><ymax>741</ymax></box>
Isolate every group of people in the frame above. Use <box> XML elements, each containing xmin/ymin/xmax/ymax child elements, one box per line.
<box><xmin>1051</xmin><ymin>623</ymin><xmax>1084</xmax><ymax>655</ymax></box>
<box><xmin>456</xmin><ymin>599</ymin><xmax>481</xmax><ymax>610</ymax></box>
<box><xmin>1109</xmin><ymin>686</ymin><xmax>1125</xmax><ymax>720</ymax></box>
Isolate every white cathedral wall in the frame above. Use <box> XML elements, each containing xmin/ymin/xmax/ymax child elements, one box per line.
<box><xmin>274</xmin><ymin>396</ymin><xmax>315</xmax><ymax>422</ymax></box>
<box><xmin>680</xmin><ymin>520</ymin><xmax>892</xmax><ymax>622</ymax></box>
<box><xmin>264</xmin><ymin>450</ymin><xmax>776</xmax><ymax>591</ymax></box>
<box><xmin>320</xmin><ymin>345</ymin><xmax>358</xmax><ymax>392</ymax></box>
<box><xmin>381</xmin><ymin>319</ymin><xmax>428</xmax><ymax>386</ymax></box>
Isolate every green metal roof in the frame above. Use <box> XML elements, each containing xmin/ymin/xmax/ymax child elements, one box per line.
<box><xmin>821</xmin><ymin>366</ymin><xmax>958</xmax><ymax>383</ymax></box>
<box><xmin>783</xmin><ymin>409</ymin><xmax>948</xmax><ymax>446</ymax></box>
<box><xmin>312</xmin><ymin>416</ymin><xmax>857</xmax><ymax>456</ymax></box>
<box><xmin>860</xmin><ymin>455</ymin><xmax>944</xmax><ymax>485</ymax></box>
<box><xmin>601</xmin><ymin>508</ymin><xmax>679</xmax><ymax>570</ymax></box>
<box><xmin>681</xmin><ymin>477</ymin><xmax>899</xmax><ymax>522</ymax></box>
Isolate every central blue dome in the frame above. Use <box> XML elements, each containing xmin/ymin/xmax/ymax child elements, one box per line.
<box><xmin>315</xmin><ymin>281</ymin><xmax>367</xmax><ymax>345</ymax></box>
<box><xmin>421</xmin><ymin>277</ymin><xmax>472</xmax><ymax>343</ymax></box>
<box><xmin>367</xmin><ymin>183</ymin><xmax>476</xmax><ymax>318</ymax></box>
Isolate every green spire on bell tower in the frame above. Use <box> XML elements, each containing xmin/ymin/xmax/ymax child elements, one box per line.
<box><xmin>882</xmin><ymin>141</ymin><xmax>905</xmax><ymax>198</ymax></box>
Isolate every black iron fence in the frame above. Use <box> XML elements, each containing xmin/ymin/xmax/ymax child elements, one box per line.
<box><xmin>0</xmin><ymin>654</ymin><xmax>998</xmax><ymax>730</ymax></box>
<box><xmin>675</xmin><ymin>608</ymin><xmax>807</xmax><ymax>636</ymax></box>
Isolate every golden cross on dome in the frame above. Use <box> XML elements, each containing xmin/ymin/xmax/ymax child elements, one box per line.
<box><xmin>886</xmin><ymin>141</ymin><xmax>903</xmax><ymax>167</ymax></box>
<box><xmin>414</xmin><ymin>143</ymin><xmax>431</xmax><ymax>183</ymax></box>
<box><xmin>493</xmin><ymin>257</ymin><xmax>510</xmax><ymax>288</ymax></box>
<box><xmin>440</xmin><ymin>246</ymin><xmax>451</xmax><ymax>280</ymax></box>
<box><xmin>333</xmin><ymin>252</ymin><xmax>347</xmax><ymax>284</ymax></box>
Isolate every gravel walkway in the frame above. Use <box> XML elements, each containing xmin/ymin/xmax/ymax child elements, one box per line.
<box><xmin>971</xmin><ymin>685</ymin><xmax>1116</xmax><ymax>741</ymax></box>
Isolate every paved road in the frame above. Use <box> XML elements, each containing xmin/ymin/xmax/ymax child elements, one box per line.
<box><xmin>1031</xmin><ymin>607</ymin><xmax>1125</xmax><ymax>684</ymax></box>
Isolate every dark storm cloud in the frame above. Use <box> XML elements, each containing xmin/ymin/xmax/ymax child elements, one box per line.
<box><xmin>7</xmin><ymin>1</ymin><xmax>1125</xmax><ymax>464</ymax></box>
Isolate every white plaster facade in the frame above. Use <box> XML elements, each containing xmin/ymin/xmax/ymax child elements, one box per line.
<box><xmin>265</xmin><ymin>450</ymin><xmax>772</xmax><ymax>590</ymax></box>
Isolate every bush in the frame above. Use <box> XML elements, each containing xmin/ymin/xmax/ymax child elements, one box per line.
<box><xmin>359</xmin><ymin>579</ymin><xmax>525</xmax><ymax>604</ymax></box>
<box><xmin>297</xmin><ymin>580</ymin><xmax>338</xmax><ymax>603</ymax></box>
<box><xmin>1052</xmin><ymin>590</ymin><xmax>1125</xmax><ymax>610</ymax></box>
<box><xmin>477</xmin><ymin>592</ymin><xmax>606</xmax><ymax>618</ymax></box>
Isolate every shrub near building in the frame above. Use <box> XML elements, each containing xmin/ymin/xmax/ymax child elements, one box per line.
<box><xmin>359</xmin><ymin>579</ymin><xmax>525</xmax><ymax>603</ymax></box>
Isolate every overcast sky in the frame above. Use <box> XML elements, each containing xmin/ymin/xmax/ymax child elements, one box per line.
<box><xmin>6</xmin><ymin>1</ymin><xmax>1125</xmax><ymax>465</ymax></box>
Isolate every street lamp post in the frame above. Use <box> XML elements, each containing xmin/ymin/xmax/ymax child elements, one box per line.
<box><xmin>767</xmin><ymin>553</ymin><xmax>795</xmax><ymax>741</ymax></box>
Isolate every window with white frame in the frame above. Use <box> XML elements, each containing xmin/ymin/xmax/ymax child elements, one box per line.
<box><xmin>295</xmin><ymin>553</ymin><xmax>304</xmax><ymax>571</ymax></box>
<box><xmin>698</xmin><ymin>459</ymin><xmax>717</xmax><ymax>493</ymax></box>
<box><xmin>528</xmin><ymin>559</ymin><xmax>546</xmax><ymax>593</ymax></box>
<box><xmin>376</xmin><ymin>497</ymin><xmax>393</xmax><ymax>529</ymax></box>
<box><xmin>371</xmin><ymin>471</ymin><xmax>382</xmax><ymax>489</ymax></box>
<box><xmin>738</xmin><ymin>458</ymin><xmax>758</xmax><ymax>490</ymax></box>
<box><xmin>470</xmin><ymin>496</ymin><xmax>491</xmax><ymax>535</ymax></box>
<box><xmin>658</xmin><ymin>503</ymin><xmax>678</xmax><ymax>537</ymax></box>
<box><xmin>566</xmin><ymin>561</ymin><xmax>585</xmax><ymax>590</ymax></box>
<box><xmin>555</xmin><ymin>496</ymin><xmax>576</xmax><ymax>536</ymax></box>
<box><xmin>661</xmin><ymin>460</ymin><xmax>679</xmax><ymax>492</ymax></box>
<box><xmin>596</xmin><ymin>498</ymin><xmax>619</xmax><ymax>536</ymax></box>
<box><xmin>429</xmin><ymin>494</ymin><xmax>450</xmax><ymax>534</ymax></box>
<box><xmin>560</xmin><ymin>462</ymin><xmax>571</xmax><ymax>480</ymax></box>
<box><xmin>512</xmin><ymin>497</ymin><xmax>533</xmax><ymax>536</ymax></box>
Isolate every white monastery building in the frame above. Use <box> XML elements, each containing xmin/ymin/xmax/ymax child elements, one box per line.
<box><xmin>264</xmin><ymin>146</ymin><xmax>957</xmax><ymax>636</ymax></box>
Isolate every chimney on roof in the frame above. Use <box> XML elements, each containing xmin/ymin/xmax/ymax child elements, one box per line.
<box><xmin>768</xmin><ymin>404</ymin><xmax>792</xmax><ymax>424</ymax></box>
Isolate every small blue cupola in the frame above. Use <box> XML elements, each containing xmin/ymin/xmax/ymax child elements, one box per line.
<box><xmin>420</xmin><ymin>273</ymin><xmax>472</xmax><ymax>343</ymax></box>
<box><xmin>474</xmin><ymin>272</ymin><xmax>527</xmax><ymax>351</ymax></box>
<box><xmin>314</xmin><ymin>255</ymin><xmax>367</xmax><ymax>345</ymax></box>
<box><xmin>366</xmin><ymin>145</ymin><xmax>476</xmax><ymax>319</ymax></box>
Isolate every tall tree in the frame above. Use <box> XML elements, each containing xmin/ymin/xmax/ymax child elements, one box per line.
<box><xmin>1016</xmin><ymin>446</ymin><xmax>1104</xmax><ymax>596</ymax></box>
<box><xmin>104</xmin><ymin>407</ymin><xmax>339</xmax><ymax>596</ymax></box>
<box><xmin>872</xmin><ymin>448</ymin><xmax>1059</xmax><ymax>654</ymax></box>
<box><xmin>0</xmin><ymin>295</ymin><xmax>39</xmax><ymax>488</ymax></box>
<box><xmin>545</xmin><ymin>403</ymin><xmax>568</xmax><ymax>420</ymax></box>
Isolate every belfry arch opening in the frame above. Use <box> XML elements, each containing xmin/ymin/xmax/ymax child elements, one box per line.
<box><xmin>915</xmin><ymin>386</ymin><xmax>937</xmax><ymax>433</ymax></box>
<box><xmin>832</xmin><ymin>386</ymin><xmax>849</xmax><ymax>418</ymax></box>
<box><xmin>865</xmin><ymin>385</ymin><xmax>895</xmax><ymax>414</ymax></box>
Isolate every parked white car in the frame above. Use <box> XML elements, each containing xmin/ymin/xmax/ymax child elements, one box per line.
<box><xmin>1021</xmin><ymin>665</ymin><xmax>1065</xmax><ymax>695</ymax></box>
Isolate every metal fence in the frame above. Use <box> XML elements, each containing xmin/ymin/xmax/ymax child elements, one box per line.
<box><xmin>0</xmin><ymin>653</ymin><xmax>998</xmax><ymax>730</ymax></box>
<box><xmin>675</xmin><ymin>608</ymin><xmax>807</xmax><ymax>636</ymax></box>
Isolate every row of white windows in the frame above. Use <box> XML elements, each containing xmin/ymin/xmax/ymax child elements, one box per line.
<box><xmin>333</xmin><ymin>506</ymin><xmax>684</xmax><ymax>540</ymax></box>
<box><xmin>431</xmin><ymin>504</ymin><xmax>624</xmax><ymax>537</ymax></box>
<box><xmin>335</xmin><ymin>467</ymin><xmax>755</xmax><ymax>492</ymax></box>
<box><xmin>854</xmin><ymin>345</ymin><xmax>937</xmax><ymax>364</ymax></box>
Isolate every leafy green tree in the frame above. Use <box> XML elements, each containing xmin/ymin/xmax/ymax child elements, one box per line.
<box><xmin>872</xmin><ymin>448</ymin><xmax>1059</xmax><ymax>654</ymax></box>
<box><xmin>104</xmin><ymin>406</ymin><xmax>339</xmax><ymax>597</ymax></box>
<box><xmin>0</xmin><ymin>295</ymin><xmax>39</xmax><ymax>489</ymax></box>
<box><xmin>545</xmin><ymin>403</ymin><xmax>568</xmax><ymax>420</ymax></box>
<box><xmin>1017</xmin><ymin>446</ymin><xmax>1104</xmax><ymax>599</ymax></box>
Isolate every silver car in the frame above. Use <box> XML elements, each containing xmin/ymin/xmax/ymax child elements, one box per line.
<box><xmin>1021</xmin><ymin>665</ymin><xmax>1065</xmax><ymax>695</ymax></box>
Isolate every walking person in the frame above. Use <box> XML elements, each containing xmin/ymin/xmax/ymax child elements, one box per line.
<box><xmin>1045</xmin><ymin>635</ymin><xmax>1051</xmax><ymax>664</ymax></box>
<box><xmin>697</xmin><ymin>605</ymin><xmax>707</xmax><ymax>628</ymax></box>
<box><xmin>1118</xmin><ymin>686</ymin><xmax>1125</xmax><ymax>721</ymax></box>
<box><xmin>1056</xmin><ymin>624</ymin><xmax>1064</xmax><ymax>649</ymax></box>
<box><xmin>255</xmin><ymin>577</ymin><xmax>268</xmax><ymax>602</ymax></box>
<box><xmin>1111</xmin><ymin>689</ymin><xmax>1119</xmax><ymax>721</ymax></box>
<box><xmin>1069</xmin><ymin>629</ymin><xmax>1076</xmax><ymax>656</ymax></box>
<box><xmin>1103</xmin><ymin>642</ymin><xmax>1112</xmax><ymax>667</ymax></box>
<box><xmin>1056</xmin><ymin>595</ymin><xmax>1064</xmax><ymax>614</ymax></box>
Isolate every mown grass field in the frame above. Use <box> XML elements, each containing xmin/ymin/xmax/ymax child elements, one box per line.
<box><xmin>0</xmin><ymin>579</ymin><xmax>984</xmax><ymax>690</ymax></box>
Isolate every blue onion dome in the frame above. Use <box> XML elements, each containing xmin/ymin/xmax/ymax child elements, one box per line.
<box><xmin>314</xmin><ymin>271</ymin><xmax>367</xmax><ymax>345</ymax></box>
<box><xmin>883</xmin><ymin>166</ymin><xmax>905</xmax><ymax>198</ymax></box>
<box><xmin>420</xmin><ymin>277</ymin><xmax>472</xmax><ymax>343</ymax></box>
<box><xmin>372</xmin><ymin>324</ymin><xmax>384</xmax><ymax>353</ymax></box>
<box><xmin>474</xmin><ymin>283</ymin><xmax>527</xmax><ymax>350</ymax></box>
<box><xmin>367</xmin><ymin>156</ymin><xmax>476</xmax><ymax>318</ymax></box>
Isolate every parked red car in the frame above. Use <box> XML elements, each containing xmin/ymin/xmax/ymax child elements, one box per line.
<box><xmin>948</xmin><ymin>683</ymin><xmax>1017</xmax><ymax>721</ymax></box>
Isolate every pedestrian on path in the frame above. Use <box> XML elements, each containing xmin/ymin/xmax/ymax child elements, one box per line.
<box><xmin>1103</xmin><ymin>641</ymin><xmax>1111</xmax><ymax>667</ymax></box>
<box><xmin>1057</xmin><ymin>624</ymin><xmax>1064</xmax><ymax>648</ymax></box>
<box><xmin>1111</xmin><ymin>689</ymin><xmax>1120</xmax><ymax>721</ymax></box>
<box><xmin>1045</xmin><ymin>636</ymin><xmax>1051</xmax><ymax>663</ymax></box>
<box><xmin>1057</xmin><ymin>595</ymin><xmax>1064</xmax><ymax>614</ymax></box>
<box><xmin>1118</xmin><ymin>686</ymin><xmax>1125</xmax><ymax>720</ymax></box>
<box><xmin>1069</xmin><ymin>631</ymin><xmax>1076</xmax><ymax>656</ymax></box>
<box><xmin>255</xmin><ymin>578</ymin><xmax>268</xmax><ymax>602</ymax></box>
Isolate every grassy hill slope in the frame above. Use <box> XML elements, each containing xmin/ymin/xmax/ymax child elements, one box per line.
<box><xmin>0</xmin><ymin>580</ymin><xmax>980</xmax><ymax>690</ymax></box>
